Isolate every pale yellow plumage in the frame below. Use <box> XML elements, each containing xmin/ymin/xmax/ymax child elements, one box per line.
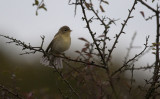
<box><xmin>40</xmin><ymin>26</ymin><xmax>72</xmax><ymax>68</ymax></box>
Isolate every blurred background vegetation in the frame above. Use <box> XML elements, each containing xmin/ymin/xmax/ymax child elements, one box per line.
<box><xmin>0</xmin><ymin>47</ymin><xmax>64</xmax><ymax>98</ymax></box>
<box><xmin>0</xmin><ymin>45</ymin><xmax>147</xmax><ymax>99</ymax></box>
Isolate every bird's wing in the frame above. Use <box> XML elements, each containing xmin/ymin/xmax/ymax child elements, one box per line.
<box><xmin>46</xmin><ymin>32</ymin><xmax>60</xmax><ymax>52</ymax></box>
<box><xmin>54</xmin><ymin>32</ymin><xmax>60</xmax><ymax>39</ymax></box>
<box><xmin>45</xmin><ymin>41</ymin><xmax>52</xmax><ymax>52</ymax></box>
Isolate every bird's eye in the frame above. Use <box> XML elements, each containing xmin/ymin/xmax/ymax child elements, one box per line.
<box><xmin>64</xmin><ymin>29</ymin><xmax>67</xmax><ymax>31</ymax></box>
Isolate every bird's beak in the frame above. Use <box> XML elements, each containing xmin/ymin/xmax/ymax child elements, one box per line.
<box><xmin>70</xmin><ymin>30</ymin><xmax>72</xmax><ymax>32</ymax></box>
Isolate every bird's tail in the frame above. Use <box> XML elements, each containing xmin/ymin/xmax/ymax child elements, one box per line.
<box><xmin>40</xmin><ymin>55</ymin><xmax>63</xmax><ymax>69</ymax></box>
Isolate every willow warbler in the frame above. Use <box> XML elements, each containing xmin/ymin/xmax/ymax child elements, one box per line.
<box><xmin>40</xmin><ymin>26</ymin><xmax>72</xmax><ymax>68</ymax></box>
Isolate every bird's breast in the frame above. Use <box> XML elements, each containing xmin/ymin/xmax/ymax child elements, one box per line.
<box><xmin>52</xmin><ymin>35</ymin><xmax>71</xmax><ymax>53</ymax></box>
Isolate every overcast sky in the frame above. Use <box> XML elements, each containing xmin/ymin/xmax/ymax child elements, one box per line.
<box><xmin>0</xmin><ymin>0</ymin><xmax>159</xmax><ymax>83</ymax></box>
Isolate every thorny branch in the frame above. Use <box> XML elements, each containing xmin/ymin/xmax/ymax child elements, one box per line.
<box><xmin>111</xmin><ymin>36</ymin><xmax>150</xmax><ymax>77</ymax></box>
<box><xmin>71</xmin><ymin>0</ymin><xmax>139</xmax><ymax>98</ymax></box>
<box><xmin>137</xmin><ymin>0</ymin><xmax>157</xmax><ymax>13</ymax></box>
<box><xmin>124</xmin><ymin>32</ymin><xmax>137</xmax><ymax>63</ymax></box>
<box><xmin>0</xmin><ymin>34</ymin><xmax>45</xmax><ymax>54</ymax></box>
<box><xmin>123</xmin><ymin>33</ymin><xmax>137</xmax><ymax>93</ymax></box>
<box><xmin>89</xmin><ymin>1</ymin><xmax>119</xmax><ymax>61</ymax></box>
<box><xmin>79</xmin><ymin>0</ymin><xmax>108</xmax><ymax>70</ymax></box>
<box><xmin>78</xmin><ymin>1</ymin><xmax>119</xmax><ymax>96</ymax></box>
<box><xmin>125</xmin><ymin>63</ymin><xmax>154</xmax><ymax>71</ymax></box>
<box><xmin>145</xmin><ymin>15</ymin><xmax>156</xmax><ymax>21</ymax></box>
<box><xmin>129</xmin><ymin>65</ymin><xmax>135</xmax><ymax>93</ymax></box>
<box><xmin>48</xmin><ymin>58</ymin><xmax>80</xmax><ymax>98</ymax></box>
<box><xmin>145</xmin><ymin>4</ymin><xmax>160</xmax><ymax>99</ymax></box>
<box><xmin>78</xmin><ymin>0</ymin><xmax>123</xmax><ymax>98</ymax></box>
<box><xmin>106</xmin><ymin>0</ymin><xmax>137</xmax><ymax>63</ymax></box>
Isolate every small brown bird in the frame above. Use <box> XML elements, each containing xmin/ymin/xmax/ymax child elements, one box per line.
<box><xmin>40</xmin><ymin>26</ymin><xmax>72</xmax><ymax>68</ymax></box>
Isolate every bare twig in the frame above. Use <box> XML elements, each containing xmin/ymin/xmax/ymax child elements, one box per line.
<box><xmin>89</xmin><ymin>0</ymin><xmax>118</xmax><ymax>60</ymax></box>
<box><xmin>79</xmin><ymin>0</ymin><xmax>108</xmax><ymax>69</ymax></box>
<box><xmin>50</xmin><ymin>61</ymin><xmax>80</xmax><ymax>98</ymax></box>
<box><xmin>145</xmin><ymin>5</ymin><xmax>160</xmax><ymax>99</ymax></box>
<box><xmin>125</xmin><ymin>63</ymin><xmax>155</xmax><ymax>71</ymax></box>
<box><xmin>0</xmin><ymin>34</ymin><xmax>45</xmax><ymax>54</ymax></box>
<box><xmin>145</xmin><ymin>15</ymin><xmax>156</xmax><ymax>21</ymax></box>
<box><xmin>129</xmin><ymin>65</ymin><xmax>135</xmax><ymax>94</ymax></box>
<box><xmin>137</xmin><ymin>0</ymin><xmax>157</xmax><ymax>13</ymax></box>
<box><xmin>79</xmin><ymin>0</ymin><xmax>119</xmax><ymax>97</ymax></box>
<box><xmin>111</xmin><ymin>36</ymin><xmax>149</xmax><ymax>77</ymax></box>
<box><xmin>106</xmin><ymin>0</ymin><xmax>137</xmax><ymax>63</ymax></box>
<box><xmin>124</xmin><ymin>32</ymin><xmax>137</xmax><ymax>63</ymax></box>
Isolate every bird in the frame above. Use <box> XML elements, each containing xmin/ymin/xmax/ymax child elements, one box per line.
<box><xmin>40</xmin><ymin>26</ymin><xmax>72</xmax><ymax>69</ymax></box>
